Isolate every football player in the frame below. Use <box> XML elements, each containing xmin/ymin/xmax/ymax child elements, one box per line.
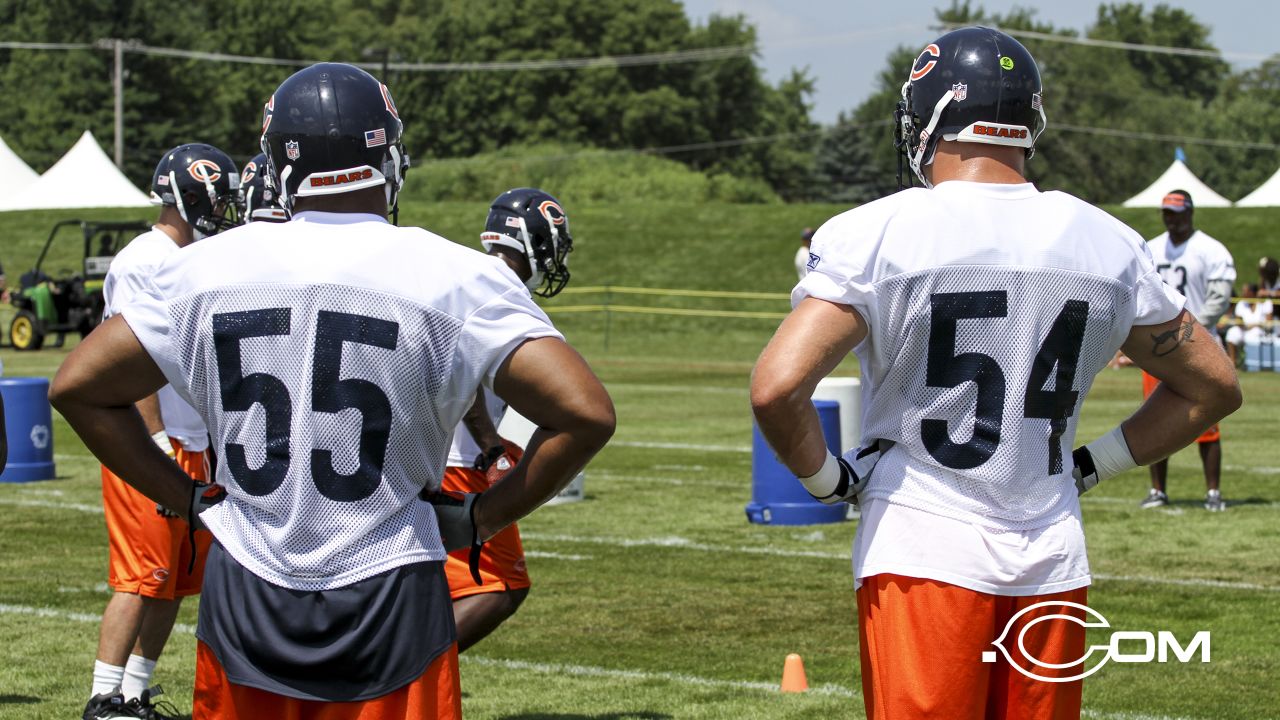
<box><xmin>237</xmin><ymin>152</ymin><xmax>287</xmax><ymax>223</ymax></box>
<box><xmin>751</xmin><ymin>27</ymin><xmax>1239</xmax><ymax>720</ymax></box>
<box><xmin>444</xmin><ymin>187</ymin><xmax>573</xmax><ymax>652</ymax></box>
<box><xmin>1140</xmin><ymin>190</ymin><xmax>1235</xmax><ymax>511</ymax></box>
<box><xmin>52</xmin><ymin>63</ymin><xmax>614</xmax><ymax>720</ymax></box>
<box><xmin>83</xmin><ymin>143</ymin><xmax>239</xmax><ymax>720</ymax></box>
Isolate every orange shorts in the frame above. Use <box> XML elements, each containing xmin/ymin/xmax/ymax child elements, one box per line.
<box><xmin>1142</xmin><ymin>372</ymin><xmax>1220</xmax><ymax>442</ymax></box>
<box><xmin>440</xmin><ymin>466</ymin><xmax>529</xmax><ymax>598</ymax></box>
<box><xmin>101</xmin><ymin>439</ymin><xmax>212</xmax><ymax>599</ymax></box>
<box><xmin>194</xmin><ymin>640</ymin><xmax>461</xmax><ymax>720</ymax></box>
<box><xmin>857</xmin><ymin>574</ymin><xmax>1088</xmax><ymax>720</ymax></box>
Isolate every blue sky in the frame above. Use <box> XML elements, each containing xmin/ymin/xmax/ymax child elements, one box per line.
<box><xmin>680</xmin><ymin>0</ymin><xmax>1278</xmax><ymax>124</ymax></box>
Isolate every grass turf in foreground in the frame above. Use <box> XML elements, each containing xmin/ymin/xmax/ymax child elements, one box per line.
<box><xmin>2</xmin><ymin>327</ymin><xmax>1278</xmax><ymax>719</ymax></box>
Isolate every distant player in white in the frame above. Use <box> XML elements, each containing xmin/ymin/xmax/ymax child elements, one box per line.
<box><xmin>85</xmin><ymin>142</ymin><xmax>240</xmax><ymax>720</ymax></box>
<box><xmin>52</xmin><ymin>63</ymin><xmax>614</xmax><ymax>720</ymax></box>
<box><xmin>752</xmin><ymin>28</ymin><xmax>1240</xmax><ymax>720</ymax></box>
<box><xmin>1141</xmin><ymin>190</ymin><xmax>1235</xmax><ymax>511</ymax></box>
<box><xmin>443</xmin><ymin>187</ymin><xmax>575</xmax><ymax>652</ymax></box>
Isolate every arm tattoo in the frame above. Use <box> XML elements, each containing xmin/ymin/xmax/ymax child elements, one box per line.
<box><xmin>1151</xmin><ymin>321</ymin><xmax>1195</xmax><ymax>357</ymax></box>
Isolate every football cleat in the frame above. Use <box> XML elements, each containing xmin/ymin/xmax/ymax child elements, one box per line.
<box><xmin>82</xmin><ymin>692</ymin><xmax>139</xmax><ymax>719</ymax></box>
<box><xmin>1139</xmin><ymin>488</ymin><xmax>1169</xmax><ymax>509</ymax></box>
<box><xmin>1204</xmin><ymin>489</ymin><xmax>1225</xmax><ymax>512</ymax></box>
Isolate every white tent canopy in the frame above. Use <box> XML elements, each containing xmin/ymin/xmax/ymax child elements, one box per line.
<box><xmin>1237</xmin><ymin>167</ymin><xmax>1280</xmax><ymax>207</ymax></box>
<box><xmin>0</xmin><ymin>130</ymin><xmax>151</xmax><ymax>211</ymax></box>
<box><xmin>0</xmin><ymin>134</ymin><xmax>40</xmax><ymax>200</ymax></box>
<box><xmin>1121</xmin><ymin>159</ymin><xmax>1232</xmax><ymax>208</ymax></box>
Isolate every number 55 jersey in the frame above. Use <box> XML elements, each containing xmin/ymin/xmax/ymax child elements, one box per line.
<box><xmin>797</xmin><ymin>181</ymin><xmax>1184</xmax><ymax>594</ymax></box>
<box><xmin>120</xmin><ymin>211</ymin><xmax>562</xmax><ymax>593</ymax></box>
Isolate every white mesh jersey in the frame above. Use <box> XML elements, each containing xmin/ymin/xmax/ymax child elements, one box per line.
<box><xmin>103</xmin><ymin>229</ymin><xmax>208</xmax><ymax>452</ymax></box>
<box><xmin>120</xmin><ymin>211</ymin><xmax>562</xmax><ymax>591</ymax></box>
<box><xmin>797</xmin><ymin>182</ymin><xmax>1184</xmax><ymax>532</ymax></box>
<box><xmin>1148</xmin><ymin>230</ymin><xmax>1236</xmax><ymax>323</ymax></box>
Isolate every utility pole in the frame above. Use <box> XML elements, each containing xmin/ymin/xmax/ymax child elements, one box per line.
<box><xmin>113</xmin><ymin>38</ymin><xmax>124</xmax><ymax>169</ymax></box>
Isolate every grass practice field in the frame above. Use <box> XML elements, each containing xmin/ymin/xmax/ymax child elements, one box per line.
<box><xmin>1</xmin><ymin>201</ymin><xmax>1278</xmax><ymax>719</ymax></box>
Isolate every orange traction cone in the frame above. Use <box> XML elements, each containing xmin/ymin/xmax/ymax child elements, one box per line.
<box><xmin>781</xmin><ymin>653</ymin><xmax>808</xmax><ymax>693</ymax></box>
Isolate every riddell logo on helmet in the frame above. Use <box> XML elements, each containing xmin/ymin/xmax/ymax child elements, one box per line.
<box><xmin>309</xmin><ymin>169</ymin><xmax>374</xmax><ymax>188</ymax></box>
<box><xmin>973</xmin><ymin>125</ymin><xmax>1028</xmax><ymax>139</ymax></box>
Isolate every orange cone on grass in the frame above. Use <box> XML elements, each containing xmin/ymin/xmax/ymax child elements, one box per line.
<box><xmin>781</xmin><ymin>653</ymin><xmax>808</xmax><ymax>692</ymax></box>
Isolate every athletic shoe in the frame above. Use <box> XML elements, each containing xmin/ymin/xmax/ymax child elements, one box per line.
<box><xmin>82</xmin><ymin>692</ymin><xmax>140</xmax><ymax>719</ymax></box>
<box><xmin>1139</xmin><ymin>489</ymin><xmax>1169</xmax><ymax>509</ymax></box>
<box><xmin>1204</xmin><ymin>490</ymin><xmax>1226</xmax><ymax>512</ymax></box>
<box><xmin>124</xmin><ymin>686</ymin><xmax>183</xmax><ymax>720</ymax></box>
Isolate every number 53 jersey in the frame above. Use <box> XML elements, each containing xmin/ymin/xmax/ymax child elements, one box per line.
<box><xmin>797</xmin><ymin>182</ymin><xmax>1184</xmax><ymax>532</ymax></box>
<box><xmin>121</xmin><ymin>211</ymin><xmax>562</xmax><ymax>592</ymax></box>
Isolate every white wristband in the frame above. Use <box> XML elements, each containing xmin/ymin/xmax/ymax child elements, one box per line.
<box><xmin>797</xmin><ymin>452</ymin><xmax>841</xmax><ymax>499</ymax></box>
<box><xmin>1085</xmin><ymin>426</ymin><xmax>1137</xmax><ymax>482</ymax></box>
<box><xmin>151</xmin><ymin>430</ymin><xmax>176</xmax><ymax>457</ymax></box>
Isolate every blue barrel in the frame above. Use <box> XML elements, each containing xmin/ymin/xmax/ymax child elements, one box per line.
<box><xmin>0</xmin><ymin>377</ymin><xmax>57</xmax><ymax>482</ymax></box>
<box><xmin>746</xmin><ymin>399</ymin><xmax>846</xmax><ymax>525</ymax></box>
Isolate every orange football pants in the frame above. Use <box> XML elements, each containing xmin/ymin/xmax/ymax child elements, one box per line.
<box><xmin>101</xmin><ymin>439</ymin><xmax>212</xmax><ymax>598</ymax></box>
<box><xmin>195</xmin><ymin>641</ymin><xmax>460</xmax><ymax>720</ymax></box>
<box><xmin>858</xmin><ymin>574</ymin><xmax>1088</xmax><ymax>720</ymax></box>
<box><xmin>1142</xmin><ymin>371</ymin><xmax>1220</xmax><ymax>442</ymax></box>
<box><xmin>440</xmin><ymin>466</ymin><xmax>530</xmax><ymax>598</ymax></box>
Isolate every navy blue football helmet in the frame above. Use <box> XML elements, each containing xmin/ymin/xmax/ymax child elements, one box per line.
<box><xmin>238</xmin><ymin>153</ymin><xmax>286</xmax><ymax>223</ymax></box>
<box><xmin>149</xmin><ymin>143</ymin><xmax>241</xmax><ymax>237</ymax></box>
<box><xmin>895</xmin><ymin>26</ymin><xmax>1046</xmax><ymax>187</ymax></box>
<box><xmin>260</xmin><ymin>62</ymin><xmax>408</xmax><ymax>217</ymax></box>
<box><xmin>480</xmin><ymin>188</ymin><xmax>573</xmax><ymax>298</ymax></box>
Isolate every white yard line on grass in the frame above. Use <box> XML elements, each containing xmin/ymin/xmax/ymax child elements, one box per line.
<box><xmin>590</xmin><ymin>471</ymin><xmax>742</xmax><ymax>489</ymax></box>
<box><xmin>610</xmin><ymin>440</ymin><xmax>751</xmax><ymax>452</ymax></box>
<box><xmin>524</xmin><ymin>551</ymin><xmax>593</xmax><ymax>561</ymax></box>
<box><xmin>605</xmin><ymin>383</ymin><xmax>750</xmax><ymax>396</ymax></box>
<box><xmin>0</xmin><ymin>603</ymin><xmax>1212</xmax><ymax>719</ymax></box>
<box><xmin>460</xmin><ymin>655</ymin><xmax>855</xmax><ymax>697</ymax></box>
<box><xmin>521</xmin><ymin>532</ymin><xmax>1280</xmax><ymax>592</ymax></box>
<box><xmin>6</xmin><ymin>502</ymin><xmax>1277</xmax><ymax>593</ymax></box>
<box><xmin>0</xmin><ymin>603</ymin><xmax>196</xmax><ymax>635</ymax></box>
<box><xmin>0</xmin><ymin>497</ymin><xmax>104</xmax><ymax>514</ymax></box>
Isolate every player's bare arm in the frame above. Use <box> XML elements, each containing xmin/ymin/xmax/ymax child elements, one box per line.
<box><xmin>751</xmin><ymin>297</ymin><xmax>867</xmax><ymax>477</ymax></box>
<box><xmin>1119</xmin><ymin>308</ymin><xmax>1241</xmax><ymax>465</ymax></box>
<box><xmin>50</xmin><ymin>315</ymin><xmax>198</xmax><ymax>517</ymax></box>
<box><xmin>478</xmin><ymin>336</ymin><xmax>614</xmax><ymax>538</ymax></box>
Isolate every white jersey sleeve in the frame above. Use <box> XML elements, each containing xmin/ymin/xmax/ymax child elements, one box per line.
<box><xmin>103</xmin><ymin>230</ymin><xmax>208</xmax><ymax>451</ymax></box>
<box><xmin>120</xmin><ymin>212</ymin><xmax>562</xmax><ymax>591</ymax></box>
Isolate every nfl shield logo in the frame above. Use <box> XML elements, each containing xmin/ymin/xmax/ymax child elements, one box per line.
<box><xmin>952</xmin><ymin>82</ymin><xmax>968</xmax><ymax>102</ymax></box>
<box><xmin>285</xmin><ymin>140</ymin><xmax>300</xmax><ymax>161</ymax></box>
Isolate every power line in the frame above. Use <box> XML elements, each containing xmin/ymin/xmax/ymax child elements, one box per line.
<box><xmin>1</xmin><ymin>38</ymin><xmax>753</xmax><ymax>72</ymax></box>
<box><xmin>0</xmin><ymin>40</ymin><xmax>94</xmax><ymax>50</ymax></box>
<box><xmin>939</xmin><ymin>24</ymin><xmax>1273</xmax><ymax>62</ymax></box>
<box><xmin>1055</xmin><ymin>123</ymin><xmax>1280</xmax><ymax>151</ymax></box>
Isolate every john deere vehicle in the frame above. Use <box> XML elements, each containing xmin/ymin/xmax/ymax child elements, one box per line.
<box><xmin>8</xmin><ymin>219</ymin><xmax>149</xmax><ymax>350</ymax></box>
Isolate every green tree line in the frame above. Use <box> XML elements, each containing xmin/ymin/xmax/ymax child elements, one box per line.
<box><xmin>1</xmin><ymin>1</ymin><xmax>1275</xmax><ymax>204</ymax></box>
<box><xmin>817</xmin><ymin>1</ymin><xmax>1280</xmax><ymax>204</ymax></box>
<box><xmin>0</xmin><ymin>0</ymin><xmax>815</xmax><ymax>198</ymax></box>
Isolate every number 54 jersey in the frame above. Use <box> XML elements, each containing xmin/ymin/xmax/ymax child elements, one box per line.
<box><xmin>797</xmin><ymin>182</ymin><xmax>1184</xmax><ymax>532</ymax></box>
<box><xmin>121</xmin><ymin>211</ymin><xmax>562</xmax><ymax>592</ymax></box>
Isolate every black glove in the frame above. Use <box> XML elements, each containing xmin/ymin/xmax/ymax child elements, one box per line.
<box><xmin>1071</xmin><ymin>446</ymin><xmax>1099</xmax><ymax>496</ymax></box>
<box><xmin>424</xmin><ymin>490</ymin><xmax>484</xmax><ymax>584</ymax></box>
<box><xmin>188</xmin><ymin>482</ymin><xmax>226</xmax><ymax>531</ymax></box>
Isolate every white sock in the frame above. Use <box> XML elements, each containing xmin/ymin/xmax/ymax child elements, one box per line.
<box><xmin>91</xmin><ymin>659</ymin><xmax>125</xmax><ymax>698</ymax></box>
<box><xmin>121</xmin><ymin>654</ymin><xmax>157</xmax><ymax>701</ymax></box>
